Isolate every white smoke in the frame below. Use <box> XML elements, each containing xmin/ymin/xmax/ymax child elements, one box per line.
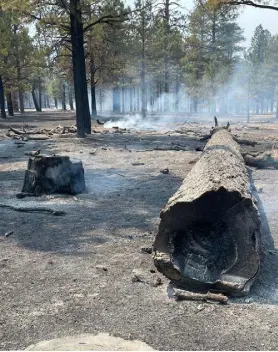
<box><xmin>103</xmin><ymin>113</ymin><xmax>155</xmax><ymax>129</ymax></box>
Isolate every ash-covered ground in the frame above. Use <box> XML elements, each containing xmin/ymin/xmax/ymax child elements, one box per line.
<box><xmin>1</xmin><ymin>111</ymin><xmax>278</xmax><ymax>350</ymax></box>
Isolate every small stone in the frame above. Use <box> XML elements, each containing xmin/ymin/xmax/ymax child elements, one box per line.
<box><xmin>153</xmin><ymin>277</ymin><xmax>162</xmax><ymax>287</ymax></box>
<box><xmin>196</xmin><ymin>304</ymin><xmax>205</xmax><ymax>312</ymax></box>
<box><xmin>96</xmin><ymin>265</ymin><xmax>108</xmax><ymax>271</ymax></box>
<box><xmin>88</xmin><ymin>293</ymin><xmax>99</xmax><ymax>299</ymax></box>
<box><xmin>141</xmin><ymin>247</ymin><xmax>153</xmax><ymax>254</ymax></box>
<box><xmin>244</xmin><ymin>297</ymin><xmax>254</xmax><ymax>303</ymax></box>
<box><xmin>160</xmin><ymin>168</ymin><xmax>169</xmax><ymax>174</ymax></box>
<box><xmin>132</xmin><ymin>268</ymin><xmax>162</xmax><ymax>287</ymax></box>
<box><xmin>4</xmin><ymin>231</ymin><xmax>14</xmax><ymax>237</ymax></box>
<box><xmin>132</xmin><ymin>162</ymin><xmax>145</xmax><ymax>166</ymax></box>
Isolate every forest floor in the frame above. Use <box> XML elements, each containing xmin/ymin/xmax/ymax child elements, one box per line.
<box><xmin>1</xmin><ymin>111</ymin><xmax>278</xmax><ymax>350</ymax></box>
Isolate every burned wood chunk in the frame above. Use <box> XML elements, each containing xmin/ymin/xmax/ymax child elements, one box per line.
<box><xmin>22</xmin><ymin>155</ymin><xmax>85</xmax><ymax>195</ymax></box>
<box><xmin>153</xmin><ymin>128</ymin><xmax>262</xmax><ymax>296</ymax></box>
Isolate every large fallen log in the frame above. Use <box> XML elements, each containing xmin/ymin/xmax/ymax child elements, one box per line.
<box><xmin>153</xmin><ymin>127</ymin><xmax>262</xmax><ymax>296</ymax></box>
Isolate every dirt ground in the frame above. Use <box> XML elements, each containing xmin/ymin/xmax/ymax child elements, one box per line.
<box><xmin>1</xmin><ymin>111</ymin><xmax>278</xmax><ymax>350</ymax></box>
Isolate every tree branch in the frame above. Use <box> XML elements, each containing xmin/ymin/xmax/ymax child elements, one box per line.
<box><xmin>228</xmin><ymin>0</ymin><xmax>278</xmax><ymax>10</ymax></box>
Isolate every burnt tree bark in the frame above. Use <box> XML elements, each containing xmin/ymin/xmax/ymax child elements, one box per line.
<box><xmin>153</xmin><ymin>128</ymin><xmax>262</xmax><ymax>296</ymax></box>
<box><xmin>6</xmin><ymin>92</ymin><xmax>14</xmax><ymax>116</ymax></box>
<box><xmin>0</xmin><ymin>76</ymin><xmax>6</xmax><ymax>119</ymax></box>
<box><xmin>90</xmin><ymin>53</ymin><xmax>97</xmax><ymax>117</ymax></box>
<box><xmin>22</xmin><ymin>155</ymin><xmax>85</xmax><ymax>195</ymax></box>
<box><xmin>14</xmin><ymin>24</ymin><xmax>25</xmax><ymax>114</ymax></box>
<box><xmin>70</xmin><ymin>0</ymin><xmax>91</xmax><ymax>137</ymax></box>
<box><xmin>163</xmin><ymin>0</ymin><xmax>170</xmax><ymax>112</ymax></box>
<box><xmin>62</xmin><ymin>83</ymin><xmax>67</xmax><ymax>110</ymax></box>
<box><xmin>140</xmin><ymin>5</ymin><xmax>147</xmax><ymax>118</ymax></box>
<box><xmin>38</xmin><ymin>77</ymin><xmax>42</xmax><ymax>111</ymax></box>
<box><xmin>12</xmin><ymin>92</ymin><xmax>19</xmax><ymax>112</ymax></box>
<box><xmin>69</xmin><ymin>86</ymin><xmax>74</xmax><ymax>110</ymax></box>
<box><xmin>31</xmin><ymin>84</ymin><xmax>41</xmax><ymax>112</ymax></box>
<box><xmin>18</xmin><ymin>90</ymin><xmax>25</xmax><ymax>113</ymax></box>
<box><xmin>54</xmin><ymin>97</ymin><xmax>58</xmax><ymax>109</ymax></box>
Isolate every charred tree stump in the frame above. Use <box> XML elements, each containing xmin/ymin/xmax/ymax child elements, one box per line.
<box><xmin>22</xmin><ymin>155</ymin><xmax>85</xmax><ymax>195</ymax></box>
<box><xmin>153</xmin><ymin>128</ymin><xmax>262</xmax><ymax>296</ymax></box>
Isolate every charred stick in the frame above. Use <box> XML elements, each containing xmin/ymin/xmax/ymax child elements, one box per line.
<box><xmin>172</xmin><ymin>287</ymin><xmax>228</xmax><ymax>304</ymax></box>
<box><xmin>0</xmin><ymin>204</ymin><xmax>66</xmax><ymax>216</ymax></box>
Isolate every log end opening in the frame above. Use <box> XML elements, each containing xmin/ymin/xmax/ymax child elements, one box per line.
<box><xmin>154</xmin><ymin>188</ymin><xmax>261</xmax><ymax>296</ymax></box>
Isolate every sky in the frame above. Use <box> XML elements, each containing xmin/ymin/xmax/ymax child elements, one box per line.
<box><xmin>237</xmin><ymin>6</ymin><xmax>278</xmax><ymax>46</ymax></box>
<box><xmin>180</xmin><ymin>0</ymin><xmax>278</xmax><ymax>47</ymax></box>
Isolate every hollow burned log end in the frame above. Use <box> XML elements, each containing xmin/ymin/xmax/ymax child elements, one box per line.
<box><xmin>153</xmin><ymin>129</ymin><xmax>262</xmax><ymax>296</ymax></box>
<box><xmin>22</xmin><ymin>155</ymin><xmax>85</xmax><ymax>195</ymax></box>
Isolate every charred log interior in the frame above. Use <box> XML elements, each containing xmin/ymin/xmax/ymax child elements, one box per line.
<box><xmin>153</xmin><ymin>128</ymin><xmax>262</xmax><ymax>296</ymax></box>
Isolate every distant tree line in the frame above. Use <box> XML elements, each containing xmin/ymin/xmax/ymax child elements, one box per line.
<box><xmin>1</xmin><ymin>0</ymin><xmax>278</xmax><ymax>136</ymax></box>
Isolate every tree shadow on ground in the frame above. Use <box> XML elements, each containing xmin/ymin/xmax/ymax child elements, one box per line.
<box><xmin>233</xmin><ymin>169</ymin><xmax>278</xmax><ymax>305</ymax></box>
<box><xmin>0</xmin><ymin>164</ymin><xmax>183</xmax><ymax>254</ymax></box>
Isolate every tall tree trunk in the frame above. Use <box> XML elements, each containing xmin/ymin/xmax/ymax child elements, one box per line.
<box><xmin>18</xmin><ymin>90</ymin><xmax>24</xmax><ymax>113</ymax></box>
<box><xmin>12</xmin><ymin>92</ymin><xmax>19</xmax><ymax>112</ymax></box>
<box><xmin>70</xmin><ymin>0</ymin><xmax>91</xmax><ymax>137</ymax></box>
<box><xmin>46</xmin><ymin>94</ymin><xmax>50</xmax><ymax>108</ymax></box>
<box><xmin>175</xmin><ymin>79</ymin><xmax>179</xmax><ymax>112</ymax></box>
<box><xmin>14</xmin><ymin>24</ymin><xmax>25</xmax><ymax>114</ymax></box>
<box><xmin>99</xmin><ymin>87</ymin><xmax>103</xmax><ymax>112</ymax></box>
<box><xmin>270</xmin><ymin>98</ymin><xmax>274</xmax><ymax>113</ymax></box>
<box><xmin>69</xmin><ymin>86</ymin><xmax>74</xmax><ymax>110</ymax></box>
<box><xmin>276</xmin><ymin>100</ymin><xmax>278</xmax><ymax>119</ymax></box>
<box><xmin>90</xmin><ymin>52</ymin><xmax>97</xmax><ymax>117</ymax></box>
<box><xmin>140</xmin><ymin>7</ymin><xmax>147</xmax><ymax>118</ymax></box>
<box><xmin>62</xmin><ymin>83</ymin><xmax>67</xmax><ymax>110</ymax></box>
<box><xmin>38</xmin><ymin>77</ymin><xmax>42</xmax><ymax>111</ymax></box>
<box><xmin>54</xmin><ymin>97</ymin><xmax>58</xmax><ymax>109</ymax></box>
<box><xmin>130</xmin><ymin>87</ymin><xmax>133</xmax><ymax>112</ymax></box>
<box><xmin>247</xmin><ymin>77</ymin><xmax>250</xmax><ymax>123</ymax></box>
<box><xmin>31</xmin><ymin>84</ymin><xmax>41</xmax><ymax>112</ymax></box>
<box><xmin>193</xmin><ymin>96</ymin><xmax>198</xmax><ymax>113</ymax></box>
<box><xmin>163</xmin><ymin>0</ymin><xmax>170</xmax><ymax>112</ymax></box>
<box><xmin>113</xmin><ymin>87</ymin><xmax>120</xmax><ymax>112</ymax></box>
<box><xmin>121</xmin><ymin>86</ymin><xmax>125</xmax><ymax>113</ymax></box>
<box><xmin>256</xmin><ymin>99</ymin><xmax>259</xmax><ymax>114</ymax></box>
<box><xmin>6</xmin><ymin>92</ymin><xmax>14</xmax><ymax>116</ymax></box>
<box><xmin>137</xmin><ymin>86</ymin><xmax>140</xmax><ymax>112</ymax></box>
<box><xmin>0</xmin><ymin>76</ymin><xmax>6</xmax><ymax>119</ymax></box>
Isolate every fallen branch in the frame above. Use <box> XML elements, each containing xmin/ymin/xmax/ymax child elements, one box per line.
<box><xmin>234</xmin><ymin>137</ymin><xmax>257</xmax><ymax>147</ymax></box>
<box><xmin>5</xmin><ymin>231</ymin><xmax>14</xmax><ymax>237</ymax></box>
<box><xmin>8</xmin><ymin>126</ymin><xmax>26</xmax><ymax>135</ymax></box>
<box><xmin>244</xmin><ymin>153</ymin><xmax>278</xmax><ymax>169</ymax></box>
<box><xmin>27</xmin><ymin>135</ymin><xmax>50</xmax><ymax>141</ymax></box>
<box><xmin>136</xmin><ymin>149</ymin><xmax>155</xmax><ymax>152</ymax></box>
<box><xmin>89</xmin><ymin>149</ymin><xmax>98</xmax><ymax>155</ymax></box>
<box><xmin>199</xmin><ymin>134</ymin><xmax>211</xmax><ymax>141</ymax></box>
<box><xmin>16</xmin><ymin>192</ymin><xmax>40</xmax><ymax>199</ymax></box>
<box><xmin>0</xmin><ymin>204</ymin><xmax>66</xmax><ymax>216</ymax></box>
<box><xmin>171</xmin><ymin>287</ymin><xmax>228</xmax><ymax>304</ymax></box>
<box><xmin>96</xmin><ymin>119</ymin><xmax>105</xmax><ymax>125</ymax></box>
